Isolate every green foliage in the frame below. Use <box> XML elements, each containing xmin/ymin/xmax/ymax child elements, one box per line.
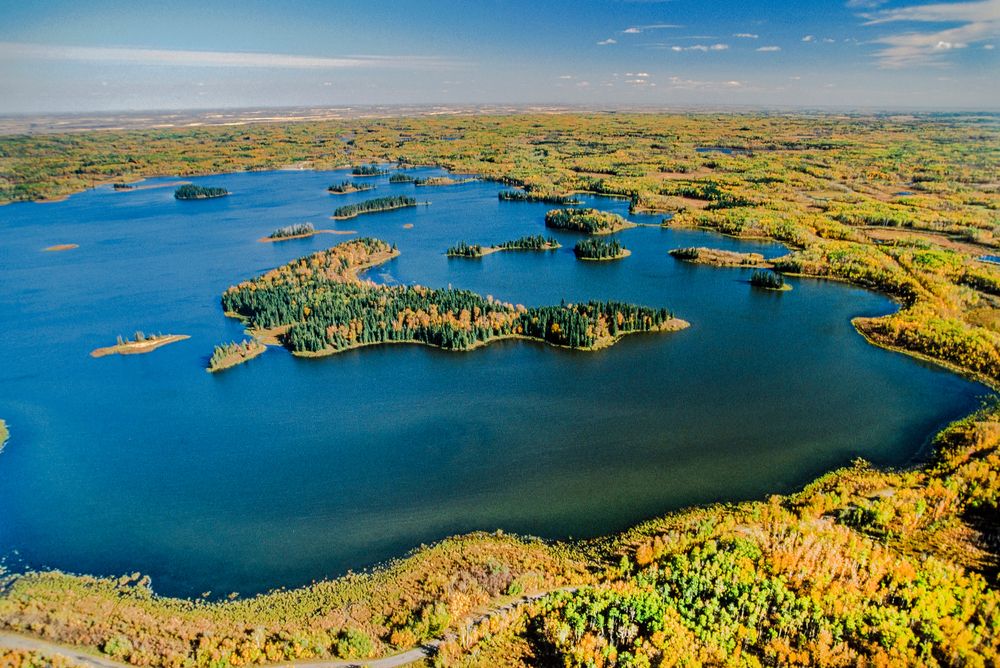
<box><xmin>499</xmin><ymin>190</ymin><xmax>580</xmax><ymax>204</ymax></box>
<box><xmin>495</xmin><ymin>234</ymin><xmax>560</xmax><ymax>251</ymax></box>
<box><xmin>351</xmin><ymin>163</ymin><xmax>388</xmax><ymax>176</ymax></box>
<box><xmin>545</xmin><ymin>208</ymin><xmax>633</xmax><ymax>235</ymax></box>
<box><xmin>447</xmin><ymin>241</ymin><xmax>483</xmax><ymax>257</ymax></box>
<box><xmin>388</xmin><ymin>172</ymin><xmax>415</xmax><ymax>183</ymax></box>
<box><xmin>574</xmin><ymin>237</ymin><xmax>626</xmax><ymax>260</ymax></box>
<box><xmin>332</xmin><ymin>195</ymin><xmax>416</xmax><ymax>219</ymax></box>
<box><xmin>268</xmin><ymin>222</ymin><xmax>314</xmax><ymax>239</ymax></box>
<box><xmin>749</xmin><ymin>269</ymin><xmax>785</xmax><ymax>289</ymax></box>
<box><xmin>174</xmin><ymin>184</ymin><xmax>228</xmax><ymax>200</ymax></box>
<box><xmin>327</xmin><ymin>180</ymin><xmax>375</xmax><ymax>193</ymax></box>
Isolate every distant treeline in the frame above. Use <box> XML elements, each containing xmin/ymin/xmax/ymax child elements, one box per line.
<box><xmin>574</xmin><ymin>237</ymin><xmax>627</xmax><ymax>260</ymax></box>
<box><xmin>174</xmin><ymin>184</ymin><xmax>229</xmax><ymax>200</ymax></box>
<box><xmin>269</xmin><ymin>223</ymin><xmax>314</xmax><ymax>239</ymax></box>
<box><xmin>499</xmin><ymin>190</ymin><xmax>580</xmax><ymax>205</ymax></box>
<box><xmin>332</xmin><ymin>195</ymin><xmax>416</xmax><ymax>219</ymax></box>
<box><xmin>545</xmin><ymin>207</ymin><xmax>633</xmax><ymax>235</ymax></box>
<box><xmin>222</xmin><ymin>237</ymin><xmax>677</xmax><ymax>355</ymax></box>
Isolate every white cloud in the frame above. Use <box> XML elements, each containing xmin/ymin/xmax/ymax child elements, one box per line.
<box><xmin>985</xmin><ymin>43</ymin><xmax>996</xmax><ymax>48</ymax></box>
<box><xmin>756</xmin><ymin>45</ymin><xmax>782</xmax><ymax>51</ymax></box>
<box><xmin>597</xmin><ymin>38</ymin><xmax>618</xmax><ymax>45</ymax></box>
<box><xmin>670</xmin><ymin>43</ymin><xmax>729</xmax><ymax>52</ymax></box>
<box><xmin>733</xmin><ymin>33</ymin><xmax>759</xmax><ymax>38</ymax></box>
<box><xmin>802</xmin><ymin>35</ymin><xmax>815</xmax><ymax>42</ymax></box>
<box><xmin>661</xmin><ymin>75</ymin><xmax>744</xmax><ymax>90</ymax></box>
<box><xmin>0</xmin><ymin>42</ymin><xmax>455</xmax><ymax>70</ymax></box>
<box><xmin>860</xmin><ymin>0</ymin><xmax>1000</xmax><ymax>67</ymax></box>
<box><xmin>624</xmin><ymin>27</ymin><xmax>642</xmax><ymax>33</ymax></box>
<box><xmin>558</xmin><ymin>74</ymin><xmax>574</xmax><ymax>79</ymax></box>
<box><xmin>822</xmin><ymin>38</ymin><xmax>836</xmax><ymax>43</ymax></box>
<box><xmin>576</xmin><ymin>80</ymin><xmax>591</xmax><ymax>87</ymax></box>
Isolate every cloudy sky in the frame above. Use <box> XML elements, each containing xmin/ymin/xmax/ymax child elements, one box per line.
<box><xmin>0</xmin><ymin>0</ymin><xmax>997</xmax><ymax>112</ymax></box>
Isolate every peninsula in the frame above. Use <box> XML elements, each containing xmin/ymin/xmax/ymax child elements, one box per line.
<box><xmin>90</xmin><ymin>332</ymin><xmax>190</xmax><ymax>358</ymax></box>
<box><xmin>222</xmin><ymin>237</ymin><xmax>687</xmax><ymax>356</ymax></box>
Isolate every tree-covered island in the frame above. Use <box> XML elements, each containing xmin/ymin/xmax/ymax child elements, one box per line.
<box><xmin>90</xmin><ymin>332</ymin><xmax>190</xmax><ymax>357</ymax></box>
<box><xmin>173</xmin><ymin>184</ymin><xmax>229</xmax><ymax>200</ymax></box>
<box><xmin>499</xmin><ymin>190</ymin><xmax>581</xmax><ymax>204</ymax></box>
<box><xmin>574</xmin><ymin>237</ymin><xmax>630</xmax><ymax>261</ymax></box>
<box><xmin>544</xmin><ymin>207</ymin><xmax>636</xmax><ymax>235</ymax></box>
<box><xmin>221</xmin><ymin>237</ymin><xmax>687</xmax><ymax>356</ymax></box>
<box><xmin>327</xmin><ymin>180</ymin><xmax>376</xmax><ymax>195</ymax></box>
<box><xmin>447</xmin><ymin>234</ymin><xmax>561</xmax><ymax>258</ymax></box>
<box><xmin>207</xmin><ymin>339</ymin><xmax>267</xmax><ymax>372</ymax></box>
<box><xmin>351</xmin><ymin>164</ymin><xmax>389</xmax><ymax>177</ymax></box>
<box><xmin>331</xmin><ymin>195</ymin><xmax>418</xmax><ymax>220</ymax></box>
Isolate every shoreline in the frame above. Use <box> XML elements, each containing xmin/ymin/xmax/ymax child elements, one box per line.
<box><xmin>291</xmin><ymin>317</ymin><xmax>690</xmax><ymax>358</ymax></box>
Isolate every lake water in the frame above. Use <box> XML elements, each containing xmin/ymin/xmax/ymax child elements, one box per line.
<box><xmin>0</xmin><ymin>167</ymin><xmax>988</xmax><ymax>598</ymax></box>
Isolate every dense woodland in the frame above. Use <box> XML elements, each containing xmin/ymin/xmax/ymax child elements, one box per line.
<box><xmin>173</xmin><ymin>184</ymin><xmax>228</xmax><ymax>200</ymax></box>
<box><xmin>221</xmin><ymin>238</ymin><xmax>677</xmax><ymax>355</ymax></box>
<box><xmin>388</xmin><ymin>173</ymin><xmax>415</xmax><ymax>183</ymax></box>
<box><xmin>268</xmin><ymin>222</ymin><xmax>314</xmax><ymax>239</ymax></box>
<box><xmin>446</xmin><ymin>241</ymin><xmax>483</xmax><ymax>257</ymax></box>
<box><xmin>574</xmin><ymin>237</ymin><xmax>627</xmax><ymax>260</ymax></box>
<box><xmin>545</xmin><ymin>207</ymin><xmax>635</xmax><ymax>235</ymax></box>
<box><xmin>331</xmin><ymin>195</ymin><xmax>416</xmax><ymax>219</ymax></box>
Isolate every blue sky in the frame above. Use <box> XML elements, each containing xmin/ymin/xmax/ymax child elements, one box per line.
<box><xmin>0</xmin><ymin>0</ymin><xmax>997</xmax><ymax>112</ymax></box>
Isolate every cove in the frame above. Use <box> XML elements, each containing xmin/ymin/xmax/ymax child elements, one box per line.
<box><xmin>0</xmin><ymin>167</ymin><xmax>988</xmax><ymax>598</ymax></box>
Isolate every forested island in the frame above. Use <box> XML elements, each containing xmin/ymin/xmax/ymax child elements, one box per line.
<box><xmin>90</xmin><ymin>332</ymin><xmax>190</xmax><ymax>358</ymax></box>
<box><xmin>574</xmin><ymin>237</ymin><xmax>630</xmax><ymax>261</ymax></box>
<box><xmin>750</xmin><ymin>269</ymin><xmax>791</xmax><ymax>291</ymax></box>
<box><xmin>207</xmin><ymin>339</ymin><xmax>267</xmax><ymax>373</ymax></box>
<box><xmin>413</xmin><ymin>176</ymin><xmax>476</xmax><ymax>187</ymax></box>
<box><xmin>221</xmin><ymin>237</ymin><xmax>687</xmax><ymax>356</ymax></box>
<box><xmin>545</xmin><ymin>207</ymin><xmax>636</xmax><ymax>235</ymax></box>
<box><xmin>351</xmin><ymin>164</ymin><xmax>389</xmax><ymax>177</ymax></box>
<box><xmin>173</xmin><ymin>184</ymin><xmax>229</xmax><ymax>200</ymax></box>
<box><xmin>447</xmin><ymin>234</ymin><xmax>560</xmax><ymax>258</ymax></box>
<box><xmin>669</xmin><ymin>246</ymin><xmax>769</xmax><ymax>267</ymax></box>
<box><xmin>258</xmin><ymin>222</ymin><xmax>332</xmax><ymax>243</ymax></box>
<box><xmin>327</xmin><ymin>180</ymin><xmax>376</xmax><ymax>195</ymax></box>
<box><xmin>332</xmin><ymin>195</ymin><xmax>418</xmax><ymax>220</ymax></box>
<box><xmin>499</xmin><ymin>190</ymin><xmax>580</xmax><ymax>204</ymax></box>
<box><xmin>389</xmin><ymin>173</ymin><xmax>415</xmax><ymax>183</ymax></box>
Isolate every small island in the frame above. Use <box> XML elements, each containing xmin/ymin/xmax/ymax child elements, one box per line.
<box><xmin>669</xmin><ymin>247</ymin><xmax>769</xmax><ymax>267</ymax></box>
<box><xmin>351</xmin><ymin>164</ymin><xmax>389</xmax><ymax>177</ymax></box>
<box><xmin>447</xmin><ymin>234</ymin><xmax>561</xmax><ymax>258</ymax></box>
<box><xmin>258</xmin><ymin>222</ymin><xmax>338</xmax><ymax>243</ymax></box>
<box><xmin>207</xmin><ymin>339</ymin><xmax>267</xmax><ymax>373</ymax></box>
<box><xmin>174</xmin><ymin>184</ymin><xmax>229</xmax><ymax>200</ymax></box>
<box><xmin>389</xmin><ymin>173</ymin><xmax>416</xmax><ymax>183</ymax></box>
<box><xmin>413</xmin><ymin>176</ymin><xmax>476</xmax><ymax>187</ymax></box>
<box><xmin>328</xmin><ymin>181</ymin><xmax>376</xmax><ymax>195</ymax></box>
<box><xmin>43</xmin><ymin>244</ymin><xmax>78</xmax><ymax>252</ymax></box>
<box><xmin>0</xmin><ymin>419</ymin><xmax>7</xmax><ymax>449</ymax></box>
<box><xmin>574</xmin><ymin>237</ymin><xmax>630</xmax><ymax>261</ymax></box>
<box><xmin>499</xmin><ymin>190</ymin><xmax>581</xmax><ymax>205</ymax></box>
<box><xmin>222</xmin><ymin>237</ymin><xmax>687</xmax><ymax>357</ymax></box>
<box><xmin>332</xmin><ymin>195</ymin><xmax>418</xmax><ymax>220</ymax></box>
<box><xmin>545</xmin><ymin>207</ymin><xmax>636</xmax><ymax>235</ymax></box>
<box><xmin>112</xmin><ymin>183</ymin><xmax>135</xmax><ymax>190</ymax></box>
<box><xmin>749</xmin><ymin>269</ymin><xmax>792</xmax><ymax>291</ymax></box>
<box><xmin>90</xmin><ymin>331</ymin><xmax>190</xmax><ymax>358</ymax></box>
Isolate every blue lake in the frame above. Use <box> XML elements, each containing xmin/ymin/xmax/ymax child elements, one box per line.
<box><xmin>0</xmin><ymin>168</ymin><xmax>988</xmax><ymax>598</ymax></box>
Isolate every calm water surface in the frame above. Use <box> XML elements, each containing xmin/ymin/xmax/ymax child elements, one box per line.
<box><xmin>0</xmin><ymin>168</ymin><xmax>988</xmax><ymax>597</ymax></box>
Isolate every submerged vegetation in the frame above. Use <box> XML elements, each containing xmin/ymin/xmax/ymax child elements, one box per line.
<box><xmin>173</xmin><ymin>184</ymin><xmax>228</xmax><ymax>200</ymax></box>
<box><xmin>331</xmin><ymin>195</ymin><xmax>416</xmax><ymax>220</ymax></box>
<box><xmin>268</xmin><ymin>222</ymin><xmax>314</xmax><ymax>239</ymax></box>
<box><xmin>207</xmin><ymin>339</ymin><xmax>266</xmax><ymax>373</ymax></box>
<box><xmin>327</xmin><ymin>180</ymin><xmax>375</xmax><ymax>194</ymax></box>
<box><xmin>221</xmin><ymin>237</ymin><xmax>685</xmax><ymax>356</ymax></box>
<box><xmin>574</xmin><ymin>237</ymin><xmax>628</xmax><ymax>261</ymax></box>
<box><xmin>545</xmin><ymin>207</ymin><xmax>636</xmax><ymax>235</ymax></box>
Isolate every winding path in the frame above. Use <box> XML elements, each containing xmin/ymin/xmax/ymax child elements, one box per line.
<box><xmin>0</xmin><ymin>587</ymin><xmax>578</xmax><ymax>668</ymax></box>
